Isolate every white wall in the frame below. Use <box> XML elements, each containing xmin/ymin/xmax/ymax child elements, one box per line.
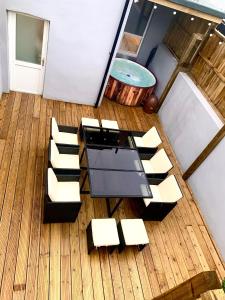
<box><xmin>0</xmin><ymin>0</ymin><xmax>128</xmax><ymax>105</ymax></box>
<box><xmin>159</xmin><ymin>71</ymin><xmax>225</xmax><ymax>260</ymax></box>
<box><xmin>159</xmin><ymin>72</ymin><xmax>223</xmax><ymax>172</ymax></box>
<box><xmin>137</xmin><ymin>5</ymin><xmax>174</xmax><ymax>66</ymax></box>
<box><xmin>0</xmin><ymin>53</ymin><xmax>2</xmax><ymax>98</ymax></box>
<box><xmin>149</xmin><ymin>43</ymin><xmax>177</xmax><ymax>98</ymax></box>
<box><xmin>188</xmin><ymin>137</ymin><xmax>225</xmax><ymax>261</ymax></box>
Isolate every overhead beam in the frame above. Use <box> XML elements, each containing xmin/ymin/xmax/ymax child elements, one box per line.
<box><xmin>183</xmin><ymin>125</ymin><xmax>225</xmax><ymax>180</ymax></box>
<box><xmin>148</xmin><ymin>0</ymin><xmax>222</xmax><ymax>23</ymax></box>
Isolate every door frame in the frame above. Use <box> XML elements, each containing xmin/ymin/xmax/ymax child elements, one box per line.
<box><xmin>8</xmin><ymin>11</ymin><xmax>49</xmax><ymax>95</ymax></box>
<box><xmin>118</xmin><ymin>2</ymin><xmax>155</xmax><ymax>58</ymax></box>
<box><xmin>94</xmin><ymin>0</ymin><xmax>132</xmax><ymax>107</ymax></box>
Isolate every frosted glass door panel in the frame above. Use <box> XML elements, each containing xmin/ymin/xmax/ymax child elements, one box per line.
<box><xmin>16</xmin><ymin>14</ymin><xmax>44</xmax><ymax>65</ymax></box>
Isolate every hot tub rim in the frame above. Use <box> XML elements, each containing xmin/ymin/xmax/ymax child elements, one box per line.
<box><xmin>111</xmin><ymin>58</ymin><xmax>157</xmax><ymax>89</ymax></box>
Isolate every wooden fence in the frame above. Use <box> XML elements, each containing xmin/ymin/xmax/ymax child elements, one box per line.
<box><xmin>191</xmin><ymin>31</ymin><xmax>225</xmax><ymax>119</ymax></box>
<box><xmin>164</xmin><ymin>13</ymin><xmax>209</xmax><ymax>60</ymax></box>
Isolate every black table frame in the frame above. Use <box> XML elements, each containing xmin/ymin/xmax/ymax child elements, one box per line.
<box><xmin>80</xmin><ymin>126</ymin><xmax>152</xmax><ymax>217</ymax></box>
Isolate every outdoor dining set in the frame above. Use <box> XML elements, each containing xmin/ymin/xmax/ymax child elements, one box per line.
<box><xmin>44</xmin><ymin>116</ymin><xmax>183</xmax><ymax>253</ymax></box>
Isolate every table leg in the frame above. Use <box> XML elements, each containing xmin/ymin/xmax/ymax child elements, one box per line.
<box><xmin>106</xmin><ymin>198</ymin><xmax>123</xmax><ymax>217</ymax></box>
<box><xmin>80</xmin><ymin>171</ymin><xmax>89</xmax><ymax>194</ymax></box>
<box><xmin>79</xmin><ymin>147</ymin><xmax>85</xmax><ymax>164</ymax></box>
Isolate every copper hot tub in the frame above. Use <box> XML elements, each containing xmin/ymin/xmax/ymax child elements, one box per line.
<box><xmin>105</xmin><ymin>58</ymin><xmax>156</xmax><ymax>106</ymax></box>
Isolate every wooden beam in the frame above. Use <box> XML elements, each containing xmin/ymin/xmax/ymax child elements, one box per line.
<box><xmin>183</xmin><ymin>125</ymin><xmax>225</xmax><ymax>180</ymax></box>
<box><xmin>152</xmin><ymin>271</ymin><xmax>221</xmax><ymax>300</ymax></box>
<box><xmin>179</xmin><ymin>33</ymin><xmax>203</xmax><ymax>65</ymax></box>
<box><xmin>189</xmin><ymin>24</ymin><xmax>217</xmax><ymax>66</ymax></box>
<box><xmin>148</xmin><ymin>0</ymin><xmax>222</xmax><ymax>24</ymax></box>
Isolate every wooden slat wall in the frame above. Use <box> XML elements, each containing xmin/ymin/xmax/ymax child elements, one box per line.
<box><xmin>191</xmin><ymin>31</ymin><xmax>225</xmax><ymax>119</ymax></box>
<box><xmin>164</xmin><ymin>13</ymin><xmax>209</xmax><ymax>60</ymax></box>
<box><xmin>0</xmin><ymin>92</ymin><xmax>224</xmax><ymax>300</ymax></box>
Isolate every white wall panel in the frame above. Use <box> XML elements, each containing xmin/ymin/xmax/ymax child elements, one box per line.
<box><xmin>188</xmin><ymin>137</ymin><xmax>225</xmax><ymax>260</ymax></box>
<box><xmin>149</xmin><ymin>43</ymin><xmax>177</xmax><ymax>98</ymax></box>
<box><xmin>159</xmin><ymin>72</ymin><xmax>223</xmax><ymax>171</ymax></box>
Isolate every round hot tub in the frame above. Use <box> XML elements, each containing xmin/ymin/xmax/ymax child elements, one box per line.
<box><xmin>105</xmin><ymin>58</ymin><xmax>156</xmax><ymax>106</ymax></box>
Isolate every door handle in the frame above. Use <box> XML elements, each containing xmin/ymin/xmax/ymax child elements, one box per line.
<box><xmin>42</xmin><ymin>58</ymin><xmax>45</xmax><ymax>66</ymax></box>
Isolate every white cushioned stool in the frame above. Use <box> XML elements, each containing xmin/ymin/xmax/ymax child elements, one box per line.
<box><xmin>86</xmin><ymin>218</ymin><xmax>120</xmax><ymax>254</ymax></box>
<box><xmin>81</xmin><ymin>117</ymin><xmax>100</xmax><ymax>127</ymax></box>
<box><xmin>79</xmin><ymin>117</ymin><xmax>100</xmax><ymax>139</ymax></box>
<box><xmin>117</xmin><ymin>219</ymin><xmax>149</xmax><ymax>252</ymax></box>
<box><xmin>101</xmin><ymin>119</ymin><xmax>119</xmax><ymax>130</ymax></box>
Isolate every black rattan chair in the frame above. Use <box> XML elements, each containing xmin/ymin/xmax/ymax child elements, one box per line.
<box><xmin>43</xmin><ymin>168</ymin><xmax>81</xmax><ymax>223</ymax></box>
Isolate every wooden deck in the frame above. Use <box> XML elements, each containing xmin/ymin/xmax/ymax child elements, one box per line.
<box><xmin>0</xmin><ymin>92</ymin><xmax>224</xmax><ymax>300</ymax></box>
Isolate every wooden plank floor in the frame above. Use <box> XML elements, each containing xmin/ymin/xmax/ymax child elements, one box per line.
<box><xmin>0</xmin><ymin>92</ymin><xmax>224</xmax><ymax>300</ymax></box>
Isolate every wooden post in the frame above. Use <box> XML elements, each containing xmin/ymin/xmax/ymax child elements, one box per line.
<box><xmin>188</xmin><ymin>23</ymin><xmax>216</xmax><ymax>66</ymax></box>
<box><xmin>183</xmin><ymin>125</ymin><xmax>225</xmax><ymax>180</ymax></box>
<box><xmin>152</xmin><ymin>271</ymin><xmax>221</xmax><ymax>300</ymax></box>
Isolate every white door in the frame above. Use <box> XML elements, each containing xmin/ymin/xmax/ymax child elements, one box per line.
<box><xmin>8</xmin><ymin>12</ymin><xmax>49</xmax><ymax>95</ymax></box>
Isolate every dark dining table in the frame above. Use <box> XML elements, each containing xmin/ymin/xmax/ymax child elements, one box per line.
<box><xmin>80</xmin><ymin>126</ymin><xmax>152</xmax><ymax>217</ymax></box>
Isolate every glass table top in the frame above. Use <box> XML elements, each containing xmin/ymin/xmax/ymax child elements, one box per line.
<box><xmin>83</xmin><ymin>126</ymin><xmax>135</xmax><ymax>148</ymax></box>
<box><xmin>88</xmin><ymin>169</ymin><xmax>152</xmax><ymax>198</ymax></box>
<box><xmin>82</xmin><ymin>126</ymin><xmax>152</xmax><ymax>199</ymax></box>
<box><xmin>86</xmin><ymin>147</ymin><xmax>143</xmax><ymax>171</ymax></box>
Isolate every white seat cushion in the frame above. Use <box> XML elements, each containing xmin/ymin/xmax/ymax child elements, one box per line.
<box><xmin>48</xmin><ymin>168</ymin><xmax>59</xmax><ymax>202</ymax></box>
<box><xmin>101</xmin><ymin>120</ymin><xmax>119</xmax><ymax>130</ymax></box>
<box><xmin>51</xmin><ymin>117</ymin><xmax>60</xmax><ymax>139</ymax></box>
<box><xmin>50</xmin><ymin>140</ymin><xmax>60</xmax><ymax>167</ymax></box>
<box><xmin>48</xmin><ymin>168</ymin><xmax>81</xmax><ymax>203</ymax></box>
<box><xmin>53</xmin><ymin>154</ymin><xmax>80</xmax><ymax>169</ymax></box>
<box><xmin>51</xmin><ymin>117</ymin><xmax>78</xmax><ymax>145</ymax></box>
<box><xmin>56</xmin><ymin>181</ymin><xmax>80</xmax><ymax>202</ymax></box>
<box><xmin>54</xmin><ymin>131</ymin><xmax>78</xmax><ymax>145</ymax></box>
<box><xmin>142</xmin><ymin>149</ymin><xmax>173</xmax><ymax>174</ymax></box>
<box><xmin>143</xmin><ymin>175</ymin><xmax>182</xmax><ymax>207</ymax></box>
<box><xmin>142</xmin><ymin>127</ymin><xmax>162</xmax><ymax>148</ymax></box>
<box><xmin>159</xmin><ymin>175</ymin><xmax>183</xmax><ymax>203</ymax></box>
<box><xmin>50</xmin><ymin>140</ymin><xmax>79</xmax><ymax>169</ymax></box>
<box><xmin>121</xmin><ymin>219</ymin><xmax>149</xmax><ymax>246</ymax></box>
<box><xmin>149</xmin><ymin>149</ymin><xmax>173</xmax><ymax>173</ymax></box>
<box><xmin>141</xmin><ymin>160</ymin><xmax>154</xmax><ymax>174</ymax></box>
<box><xmin>81</xmin><ymin>117</ymin><xmax>100</xmax><ymax>127</ymax></box>
<box><xmin>134</xmin><ymin>127</ymin><xmax>162</xmax><ymax>148</ymax></box>
<box><xmin>91</xmin><ymin>219</ymin><xmax>120</xmax><ymax>247</ymax></box>
<box><xmin>143</xmin><ymin>185</ymin><xmax>160</xmax><ymax>207</ymax></box>
<box><xmin>134</xmin><ymin>136</ymin><xmax>145</xmax><ymax>147</ymax></box>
